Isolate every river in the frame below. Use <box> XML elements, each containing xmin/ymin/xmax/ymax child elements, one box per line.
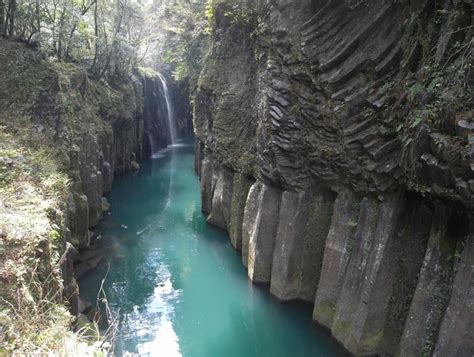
<box><xmin>79</xmin><ymin>140</ymin><xmax>347</xmax><ymax>357</ymax></box>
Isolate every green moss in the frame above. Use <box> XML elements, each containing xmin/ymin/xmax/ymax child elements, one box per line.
<box><xmin>229</xmin><ymin>174</ymin><xmax>253</xmax><ymax>249</ymax></box>
<box><xmin>48</xmin><ymin>229</ymin><xmax>61</xmax><ymax>246</ymax></box>
<box><xmin>0</xmin><ymin>38</ymin><xmax>140</xmax><ymax>353</ymax></box>
<box><xmin>76</xmin><ymin>315</ymin><xmax>100</xmax><ymax>341</ymax></box>
<box><xmin>348</xmin><ymin>218</ymin><xmax>358</xmax><ymax>227</ymax></box>
<box><xmin>137</xmin><ymin>66</ymin><xmax>159</xmax><ymax>79</ymax></box>
<box><xmin>313</xmin><ymin>300</ymin><xmax>336</xmax><ymax>326</ymax></box>
<box><xmin>332</xmin><ymin>317</ymin><xmax>351</xmax><ymax>341</ymax></box>
<box><xmin>359</xmin><ymin>330</ymin><xmax>384</xmax><ymax>353</ymax></box>
<box><xmin>205</xmin><ymin>0</ymin><xmax>220</xmax><ymax>34</ymax></box>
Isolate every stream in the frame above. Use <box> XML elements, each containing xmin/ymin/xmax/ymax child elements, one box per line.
<box><xmin>79</xmin><ymin>139</ymin><xmax>348</xmax><ymax>357</ymax></box>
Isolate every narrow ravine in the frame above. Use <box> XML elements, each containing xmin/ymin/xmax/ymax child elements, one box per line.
<box><xmin>1</xmin><ymin>0</ymin><xmax>472</xmax><ymax>355</ymax></box>
<box><xmin>79</xmin><ymin>140</ymin><xmax>348</xmax><ymax>356</ymax></box>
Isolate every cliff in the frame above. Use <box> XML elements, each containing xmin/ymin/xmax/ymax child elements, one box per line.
<box><xmin>194</xmin><ymin>0</ymin><xmax>473</xmax><ymax>355</ymax></box>
<box><xmin>143</xmin><ymin>72</ymin><xmax>194</xmax><ymax>156</ymax></box>
<box><xmin>0</xmin><ymin>37</ymin><xmax>145</xmax><ymax>351</ymax></box>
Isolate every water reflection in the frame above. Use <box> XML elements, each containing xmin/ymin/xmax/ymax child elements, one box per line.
<box><xmin>135</xmin><ymin>266</ymin><xmax>182</xmax><ymax>357</ymax></box>
<box><xmin>79</xmin><ymin>141</ymin><xmax>348</xmax><ymax>357</ymax></box>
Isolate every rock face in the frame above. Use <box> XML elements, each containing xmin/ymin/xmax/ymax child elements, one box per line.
<box><xmin>246</xmin><ymin>183</ymin><xmax>282</xmax><ymax>283</ymax></box>
<box><xmin>143</xmin><ymin>73</ymin><xmax>194</xmax><ymax>157</ymax></box>
<box><xmin>271</xmin><ymin>188</ymin><xmax>335</xmax><ymax>302</ymax></box>
<box><xmin>194</xmin><ymin>0</ymin><xmax>473</xmax><ymax>355</ymax></box>
<box><xmin>0</xmin><ymin>38</ymin><xmax>169</xmax><ymax>324</ymax></box>
<box><xmin>143</xmin><ymin>75</ymin><xmax>172</xmax><ymax>153</ymax></box>
<box><xmin>63</xmin><ymin>79</ymin><xmax>145</xmax><ymax>316</ymax></box>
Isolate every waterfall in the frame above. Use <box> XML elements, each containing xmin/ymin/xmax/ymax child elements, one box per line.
<box><xmin>157</xmin><ymin>72</ymin><xmax>177</xmax><ymax>145</ymax></box>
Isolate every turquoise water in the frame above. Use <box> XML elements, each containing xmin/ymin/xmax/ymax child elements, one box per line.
<box><xmin>80</xmin><ymin>141</ymin><xmax>347</xmax><ymax>357</ymax></box>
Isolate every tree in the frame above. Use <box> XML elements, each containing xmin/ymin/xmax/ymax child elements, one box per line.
<box><xmin>0</xmin><ymin>0</ymin><xmax>164</xmax><ymax>80</ymax></box>
<box><xmin>4</xmin><ymin>0</ymin><xmax>16</xmax><ymax>35</ymax></box>
<box><xmin>150</xmin><ymin>0</ymin><xmax>208</xmax><ymax>89</ymax></box>
<box><xmin>0</xmin><ymin>0</ymin><xmax>5</xmax><ymax>33</ymax></box>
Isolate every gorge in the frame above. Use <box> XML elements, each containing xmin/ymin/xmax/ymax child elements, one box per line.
<box><xmin>192</xmin><ymin>0</ymin><xmax>473</xmax><ymax>355</ymax></box>
<box><xmin>0</xmin><ymin>0</ymin><xmax>473</xmax><ymax>356</ymax></box>
<box><xmin>79</xmin><ymin>141</ymin><xmax>348</xmax><ymax>356</ymax></box>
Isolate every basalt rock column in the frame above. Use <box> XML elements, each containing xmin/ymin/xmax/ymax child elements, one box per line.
<box><xmin>242</xmin><ymin>182</ymin><xmax>262</xmax><ymax>268</ymax></box>
<box><xmin>229</xmin><ymin>174</ymin><xmax>254</xmax><ymax>250</ymax></box>
<box><xmin>207</xmin><ymin>166</ymin><xmax>234</xmax><ymax>229</ymax></box>
<box><xmin>399</xmin><ymin>207</ymin><xmax>461</xmax><ymax>356</ymax></box>
<box><xmin>270</xmin><ymin>191</ymin><xmax>313</xmax><ymax>300</ymax></box>
<box><xmin>67</xmin><ymin>193</ymin><xmax>90</xmax><ymax>248</ymax></box>
<box><xmin>299</xmin><ymin>190</ymin><xmax>337</xmax><ymax>302</ymax></box>
<box><xmin>200</xmin><ymin>156</ymin><xmax>214</xmax><ymax>214</ymax></box>
<box><xmin>380</xmin><ymin>198</ymin><xmax>433</xmax><ymax>354</ymax></box>
<box><xmin>313</xmin><ymin>191</ymin><xmax>360</xmax><ymax>328</ymax></box>
<box><xmin>245</xmin><ymin>183</ymin><xmax>282</xmax><ymax>283</ymax></box>
<box><xmin>434</xmin><ymin>221</ymin><xmax>474</xmax><ymax>357</ymax></box>
<box><xmin>330</xmin><ymin>195</ymin><xmax>404</xmax><ymax>354</ymax></box>
<box><xmin>271</xmin><ymin>189</ymin><xmax>336</xmax><ymax>302</ymax></box>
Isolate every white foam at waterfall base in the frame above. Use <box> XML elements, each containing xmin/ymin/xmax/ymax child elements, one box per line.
<box><xmin>151</xmin><ymin>140</ymin><xmax>193</xmax><ymax>159</ymax></box>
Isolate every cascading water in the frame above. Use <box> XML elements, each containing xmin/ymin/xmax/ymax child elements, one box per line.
<box><xmin>157</xmin><ymin>72</ymin><xmax>178</xmax><ymax>145</ymax></box>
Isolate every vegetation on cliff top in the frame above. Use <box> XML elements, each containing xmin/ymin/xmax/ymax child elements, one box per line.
<box><xmin>0</xmin><ymin>37</ymin><xmax>138</xmax><ymax>353</ymax></box>
<box><xmin>0</xmin><ymin>39</ymin><xmax>69</xmax><ymax>352</ymax></box>
<box><xmin>0</xmin><ymin>0</ymin><xmax>196</xmax><ymax>351</ymax></box>
<box><xmin>0</xmin><ymin>0</ymin><xmax>171</xmax><ymax>81</ymax></box>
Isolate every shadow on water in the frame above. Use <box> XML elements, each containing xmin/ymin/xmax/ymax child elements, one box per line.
<box><xmin>78</xmin><ymin>139</ymin><xmax>349</xmax><ymax>357</ymax></box>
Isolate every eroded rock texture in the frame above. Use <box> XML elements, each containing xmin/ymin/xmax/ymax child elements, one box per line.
<box><xmin>195</xmin><ymin>0</ymin><xmax>473</xmax><ymax>355</ymax></box>
<box><xmin>66</xmin><ymin>77</ymin><xmax>145</xmax><ymax>247</ymax></box>
<box><xmin>62</xmin><ymin>78</ymin><xmax>145</xmax><ymax>317</ymax></box>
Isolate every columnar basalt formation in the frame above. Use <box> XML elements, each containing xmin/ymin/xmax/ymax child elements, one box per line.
<box><xmin>246</xmin><ymin>183</ymin><xmax>282</xmax><ymax>283</ymax></box>
<box><xmin>194</xmin><ymin>0</ymin><xmax>473</xmax><ymax>355</ymax></box>
<box><xmin>61</xmin><ymin>79</ymin><xmax>146</xmax><ymax>318</ymax></box>
<box><xmin>229</xmin><ymin>173</ymin><xmax>254</xmax><ymax>250</ymax></box>
<box><xmin>207</xmin><ymin>165</ymin><xmax>234</xmax><ymax>229</ymax></box>
<box><xmin>0</xmin><ymin>38</ymin><xmax>172</xmax><ymax>326</ymax></box>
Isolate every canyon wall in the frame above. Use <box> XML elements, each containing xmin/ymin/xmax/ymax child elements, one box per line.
<box><xmin>64</xmin><ymin>72</ymin><xmax>192</xmax><ymax>318</ymax></box>
<box><xmin>194</xmin><ymin>0</ymin><xmax>473</xmax><ymax>355</ymax></box>
<box><xmin>143</xmin><ymin>74</ymin><xmax>194</xmax><ymax>157</ymax></box>
<box><xmin>63</xmin><ymin>76</ymin><xmax>145</xmax><ymax>318</ymax></box>
<box><xmin>0</xmin><ymin>38</ymin><xmax>188</xmax><ymax>333</ymax></box>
